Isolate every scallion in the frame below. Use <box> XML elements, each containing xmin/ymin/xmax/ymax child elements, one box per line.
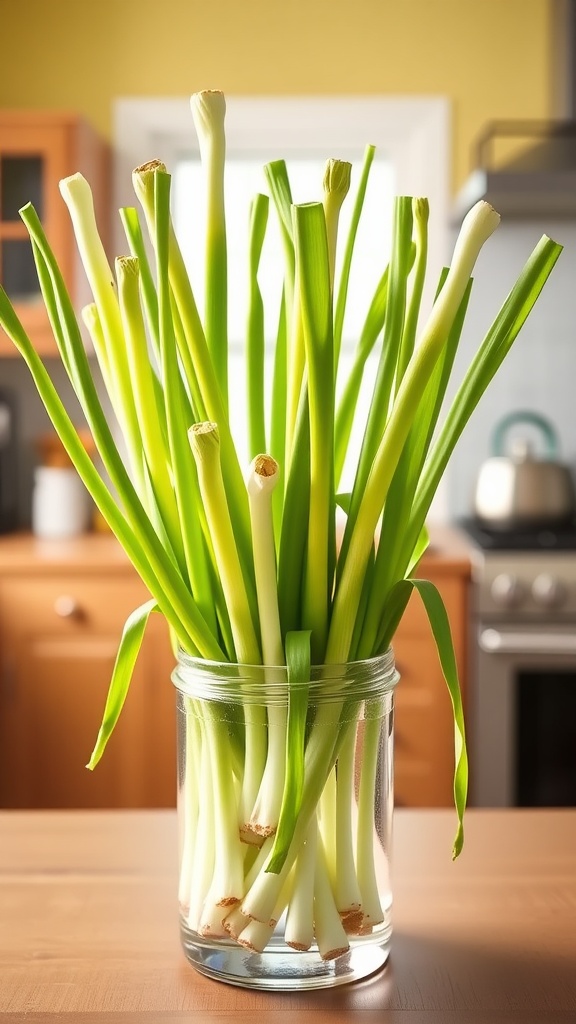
<box><xmin>0</xmin><ymin>89</ymin><xmax>562</xmax><ymax>961</ymax></box>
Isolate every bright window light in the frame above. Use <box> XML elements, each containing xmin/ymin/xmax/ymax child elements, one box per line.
<box><xmin>173</xmin><ymin>156</ymin><xmax>394</xmax><ymax>484</ymax></box>
<box><xmin>174</xmin><ymin>157</ymin><xmax>394</xmax><ymax>346</ymax></box>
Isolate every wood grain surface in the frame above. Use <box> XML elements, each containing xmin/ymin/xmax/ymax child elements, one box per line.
<box><xmin>0</xmin><ymin>809</ymin><xmax>575</xmax><ymax>1022</ymax></box>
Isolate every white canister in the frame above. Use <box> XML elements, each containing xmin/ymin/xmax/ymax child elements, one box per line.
<box><xmin>32</xmin><ymin>466</ymin><xmax>91</xmax><ymax>539</ymax></box>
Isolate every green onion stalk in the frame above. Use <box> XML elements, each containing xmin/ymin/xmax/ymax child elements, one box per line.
<box><xmin>0</xmin><ymin>89</ymin><xmax>563</xmax><ymax>961</ymax></box>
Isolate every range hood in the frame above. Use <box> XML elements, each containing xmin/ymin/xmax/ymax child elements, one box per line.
<box><xmin>454</xmin><ymin>120</ymin><xmax>576</xmax><ymax>220</ymax></box>
<box><xmin>454</xmin><ymin>0</ymin><xmax>576</xmax><ymax>220</ymax></box>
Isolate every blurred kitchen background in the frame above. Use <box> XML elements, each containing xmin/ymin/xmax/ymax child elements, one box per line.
<box><xmin>1</xmin><ymin>0</ymin><xmax>575</xmax><ymax>812</ymax></box>
<box><xmin>1</xmin><ymin>0</ymin><xmax>573</xmax><ymax>524</ymax></box>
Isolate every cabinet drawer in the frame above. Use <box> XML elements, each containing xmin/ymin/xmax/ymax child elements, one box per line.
<box><xmin>393</xmin><ymin>696</ymin><xmax>456</xmax><ymax>807</ymax></box>
<box><xmin>392</xmin><ymin>575</ymin><xmax>466</xmax><ymax>641</ymax></box>
<box><xmin>0</xmin><ymin>575</ymin><xmax>149</xmax><ymax>636</ymax></box>
<box><xmin>395</xmin><ymin>758</ymin><xmax>447</xmax><ymax>807</ymax></box>
<box><xmin>392</xmin><ymin>588</ymin><xmax>431</xmax><ymax>638</ymax></box>
<box><xmin>392</xmin><ymin>636</ymin><xmax>437</xmax><ymax>691</ymax></box>
<box><xmin>394</xmin><ymin>694</ymin><xmax>443</xmax><ymax>760</ymax></box>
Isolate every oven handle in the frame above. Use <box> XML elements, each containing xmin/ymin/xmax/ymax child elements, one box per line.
<box><xmin>480</xmin><ymin>627</ymin><xmax>576</xmax><ymax>655</ymax></box>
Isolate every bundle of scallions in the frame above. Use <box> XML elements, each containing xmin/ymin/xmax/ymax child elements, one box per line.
<box><xmin>0</xmin><ymin>91</ymin><xmax>562</xmax><ymax>960</ymax></box>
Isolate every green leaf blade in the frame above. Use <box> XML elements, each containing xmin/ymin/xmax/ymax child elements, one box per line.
<box><xmin>378</xmin><ymin>578</ymin><xmax>468</xmax><ymax>860</ymax></box>
<box><xmin>87</xmin><ymin>600</ymin><xmax>158</xmax><ymax>770</ymax></box>
<box><xmin>409</xmin><ymin>579</ymin><xmax>468</xmax><ymax>859</ymax></box>
<box><xmin>247</xmin><ymin>193</ymin><xmax>269</xmax><ymax>458</ymax></box>
<box><xmin>333</xmin><ymin>143</ymin><xmax>375</xmax><ymax>369</ymax></box>
<box><xmin>292</xmin><ymin>202</ymin><xmax>335</xmax><ymax>661</ymax></box>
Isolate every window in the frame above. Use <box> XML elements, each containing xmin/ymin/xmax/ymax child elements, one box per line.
<box><xmin>114</xmin><ymin>97</ymin><xmax>449</xmax><ymax>493</ymax></box>
<box><xmin>173</xmin><ymin>155</ymin><xmax>394</xmax><ymax>345</ymax></box>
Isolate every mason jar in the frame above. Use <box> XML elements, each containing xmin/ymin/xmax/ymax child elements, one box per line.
<box><xmin>173</xmin><ymin>648</ymin><xmax>399</xmax><ymax>990</ymax></box>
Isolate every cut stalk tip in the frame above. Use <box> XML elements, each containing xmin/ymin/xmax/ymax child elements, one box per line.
<box><xmin>190</xmin><ymin>420</ymin><xmax>218</xmax><ymax>437</ymax></box>
<box><xmin>133</xmin><ymin>158</ymin><xmax>167</xmax><ymax>177</ymax></box>
<box><xmin>246</xmin><ymin>454</ymin><xmax>280</xmax><ymax>496</ymax></box>
<box><xmin>412</xmin><ymin>197</ymin><xmax>429</xmax><ymax>222</ymax></box>
<box><xmin>115</xmin><ymin>255</ymin><xmax>139</xmax><ymax>276</ymax></box>
<box><xmin>254</xmin><ymin>454</ymin><xmax>278</xmax><ymax>478</ymax></box>
<box><xmin>59</xmin><ymin>171</ymin><xmax>89</xmax><ymax>199</ymax></box>
<box><xmin>323</xmin><ymin>159</ymin><xmax>352</xmax><ymax>200</ymax></box>
<box><xmin>132</xmin><ymin>161</ymin><xmax>168</xmax><ymax>206</ymax></box>
<box><xmin>460</xmin><ymin>199</ymin><xmax>500</xmax><ymax>247</ymax></box>
<box><xmin>191</xmin><ymin>89</ymin><xmax>226</xmax><ymax>127</ymax></box>
<box><xmin>188</xmin><ymin>421</ymin><xmax>220</xmax><ymax>461</ymax></box>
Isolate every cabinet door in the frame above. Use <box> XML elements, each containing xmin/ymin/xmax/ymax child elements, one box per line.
<box><xmin>0</xmin><ymin>633</ymin><xmax>149</xmax><ymax>808</ymax></box>
<box><xmin>143</xmin><ymin>612</ymin><xmax>178</xmax><ymax>807</ymax></box>
<box><xmin>0</xmin><ymin>574</ymin><xmax>176</xmax><ymax>808</ymax></box>
<box><xmin>0</xmin><ymin>122</ymin><xmax>72</xmax><ymax>356</ymax></box>
<box><xmin>392</xmin><ymin>573</ymin><xmax>468</xmax><ymax>807</ymax></box>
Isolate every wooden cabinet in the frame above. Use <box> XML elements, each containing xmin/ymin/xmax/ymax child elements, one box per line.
<box><xmin>0</xmin><ymin>112</ymin><xmax>109</xmax><ymax>356</ymax></box>
<box><xmin>0</xmin><ymin>538</ymin><xmax>177</xmax><ymax>809</ymax></box>
<box><xmin>0</xmin><ymin>530</ymin><xmax>471</xmax><ymax>811</ymax></box>
<box><xmin>392</xmin><ymin>551</ymin><xmax>470</xmax><ymax>808</ymax></box>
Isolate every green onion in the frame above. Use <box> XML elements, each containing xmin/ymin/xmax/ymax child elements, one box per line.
<box><xmin>323</xmin><ymin>159</ymin><xmax>351</xmax><ymax>292</ymax></box>
<box><xmin>115</xmin><ymin>255</ymin><xmax>187</xmax><ymax>578</ymax></box>
<box><xmin>334</xmin><ymin>266</ymin><xmax>389</xmax><ymax>487</ymax></box>
<box><xmin>246</xmin><ymin>196</ymin><xmax>269</xmax><ymax>459</ymax></box>
<box><xmin>328</xmin><ymin>200</ymin><xmax>502</xmax><ymax>666</ymax></box>
<box><xmin>59</xmin><ymin>174</ymin><xmax>146</xmax><ymax>494</ymax></box>
<box><xmin>337</xmin><ymin>195</ymin><xmax>413</xmax><ymax>575</ymax></box>
<box><xmin>0</xmin><ymin>89</ymin><xmax>563</xmax><ymax>960</ymax></box>
<box><xmin>292</xmin><ymin>202</ymin><xmax>335</xmax><ymax>661</ymax></box>
<box><xmin>189</xmin><ymin>422</ymin><xmax>260</xmax><ymax>665</ymax></box>
<box><xmin>333</xmin><ymin>144</ymin><xmax>375</xmax><ymax>371</ymax></box>
<box><xmin>245</xmin><ymin>455</ymin><xmax>283</xmax><ymax>666</ymax></box>
<box><xmin>191</xmin><ymin>89</ymin><xmax>229</xmax><ymax>412</ymax></box>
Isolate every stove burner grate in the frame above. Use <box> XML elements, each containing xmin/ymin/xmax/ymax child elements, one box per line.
<box><xmin>458</xmin><ymin>517</ymin><xmax>576</xmax><ymax>552</ymax></box>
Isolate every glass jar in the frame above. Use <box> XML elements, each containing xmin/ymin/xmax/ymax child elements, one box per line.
<box><xmin>173</xmin><ymin>648</ymin><xmax>399</xmax><ymax>990</ymax></box>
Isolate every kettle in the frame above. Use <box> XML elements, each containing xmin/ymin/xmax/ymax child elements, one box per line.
<box><xmin>474</xmin><ymin>411</ymin><xmax>576</xmax><ymax>528</ymax></box>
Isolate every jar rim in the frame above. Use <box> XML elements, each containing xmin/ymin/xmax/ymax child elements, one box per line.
<box><xmin>176</xmin><ymin>645</ymin><xmax>395</xmax><ymax>675</ymax></box>
<box><xmin>173</xmin><ymin>646</ymin><xmax>398</xmax><ymax>704</ymax></box>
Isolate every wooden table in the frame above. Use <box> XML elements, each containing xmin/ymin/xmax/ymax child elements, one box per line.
<box><xmin>1</xmin><ymin>810</ymin><xmax>575</xmax><ymax>1022</ymax></box>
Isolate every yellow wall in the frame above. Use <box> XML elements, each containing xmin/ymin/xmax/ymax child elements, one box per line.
<box><xmin>0</xmin><ymin>0</ymin><xmax>553</xmax><ymax>189</ymax></box>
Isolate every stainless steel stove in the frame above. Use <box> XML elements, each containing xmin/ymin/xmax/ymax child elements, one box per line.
<box><xmin>459</xmin><ymin>519</ymin><xmax>576</xmax><ymax>807</ymax></box>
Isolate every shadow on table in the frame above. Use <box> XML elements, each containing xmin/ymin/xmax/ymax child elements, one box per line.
<box><xmin>290</xmin><ymin>930</ymin><xmax>576</xmax><ymax>1020</ymax></box>
<box><xmin>171</xmin><ymin>931</ymin><xmax>576</xmax><ymax>1022</ymax></box>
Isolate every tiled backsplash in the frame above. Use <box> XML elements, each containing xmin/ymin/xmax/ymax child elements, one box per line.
<box><xmin>445</xmin><ymin>217</ymin><xmax>576</xmax><ymax>520</ymax></box>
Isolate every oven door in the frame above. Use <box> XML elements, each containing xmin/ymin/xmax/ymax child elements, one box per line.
<box><xmin>472</xmin><ymin>623</ymin><xmax>576</xmax><ymax>807</ymax></box>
